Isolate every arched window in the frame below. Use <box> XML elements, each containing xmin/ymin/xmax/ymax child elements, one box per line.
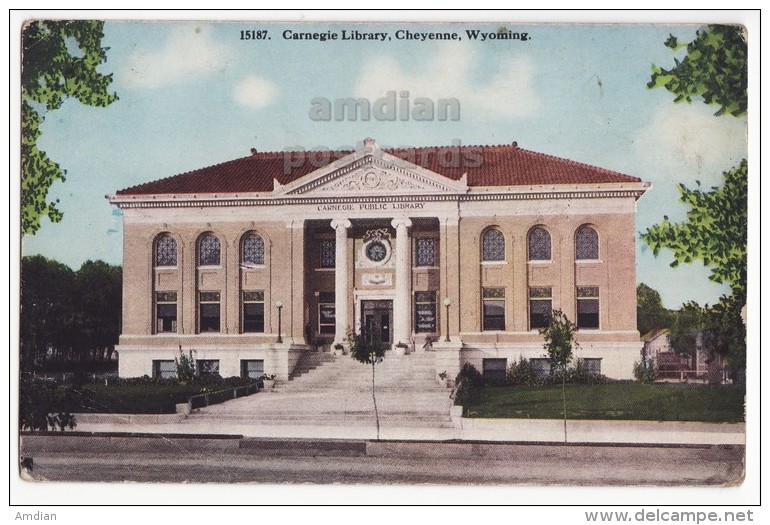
<box><xmin>155</xmin><ymin>234</ymin><xmax>177</xmax><ymax>267</ymax></box>
<box><xmin>576</xmin><ymin>226</ymin><xmax>599</xmax><ymax>260</ymax></box>
<box><xmin>198</xmin><ymin>234</ymin><xmax>221</xmax><ymax>266</ymax></box>
<box><xmin>528</xmin><ymin>227</ymin><xmax>551</xmax><ymax>261</ymax></box>
<box><xmin>242</xmin><ymin>233</ymin><xmax>265</xmax><ymax>266</ymax></box>
<box><xmin>482</xmin><ymin>229</ymin><xmax>505</xmax><ymax>262</ymax></box>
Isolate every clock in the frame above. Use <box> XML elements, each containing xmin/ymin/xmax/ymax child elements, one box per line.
<box><xmin>366</xmin><ymin>241</ymin><xmax>388</xmax><ymax>262</ymax></box>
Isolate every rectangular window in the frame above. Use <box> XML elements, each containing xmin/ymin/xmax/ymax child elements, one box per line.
<box><xmin>483</xmin><ymin>358</ymin><xmax>507</xmax><ymax>385</ymax></box>
<box><xmin>415</xmin><ymin>238</ymin><xmax>437</xmax><ymax>267</ymax></box>
<box><xmin>318</xmin><ymin>291</ymin><xmax>336</xmax><ymax>335</ymax></box>
<box><xmin>242</xmin><ymin>290</ymin><xmax>265</xmax><ymax>333</ymax></box>
<box><xmin>482</xmin><ymin>287</ymin><xmax>506</xmax><ymax>331</ymax></box>
<box><xmin>577</xmin><ymin>286</ymin><xmax>600</xmax><ymax>329</ymax></box>
<box><xmin>530</xmin><ymin>358</ymin><xmax>552</xmax><ymax>378</ymax></box>
<box><xmin>241</xmin><ymin>359</ymin><xmax>264</xmax><ymax>380</ymax></box>
<box><xmin>155</xmin><ymin>291</ymin><xmax>177</xmax><ymax>333</ymax></box>
<box><xmin>319</xmin><ymin>239</ymin><xmax>335</xmax><ymax>269</ymax></box>
<box><xmin>152</xmin><ymin>360</ymin><xmax>176</xmax><ymax>379</ymax></box>
<box><xmin>582</xmin><ymin>358</ymin><xmax>602</xmax><ymax>374</ymax></box>
<box><xmin>199</xmin><ymin>291</ymin><xmax>221</xmax><ymax>333</ymax></box>
<box><xmin>529</xmin><ymin>287</ymin><xmax>552</xmax><ymax>330</ymax></box>
<box><xmin>197</xmin><ymin>359</ymin><xmax>220</xmax><ymax>378</ymax></box>
<box><xmin>414</xmin><ymin>291</ymin><xmax>437</xmax><ymax>333</ymax></box>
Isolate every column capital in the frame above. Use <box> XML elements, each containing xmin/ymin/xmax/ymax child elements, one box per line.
<box><xmin>330</xmin><ymin>219</ymin><xmax>352</xmax><ymax>231</ymax></box>
<box><xmin>391</xmin><ymin>218</ymin><xmax>412</xmax><ymax>230</ymax></box>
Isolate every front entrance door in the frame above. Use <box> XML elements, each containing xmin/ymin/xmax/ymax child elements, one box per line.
<box><xmin>360</xmin><ymin>300</ymin><xmax>393</xmax><ymax>345</ymax></box>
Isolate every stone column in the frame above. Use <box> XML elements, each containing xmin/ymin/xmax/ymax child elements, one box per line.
<box><xmin>331</xmin><ymin>219</ymin><xmax>352</xmax><ymax>346</ymax></box>
<box><xmin>391</xmin><ymin>218</ymin><xmax>413</xmax><ymax>347</ymax></box>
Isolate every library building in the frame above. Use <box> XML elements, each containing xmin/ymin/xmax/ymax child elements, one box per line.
<box><xmin>108</xmin><ymin>138</ymin><xmax>649</xmax><ymax>382</ymax></box>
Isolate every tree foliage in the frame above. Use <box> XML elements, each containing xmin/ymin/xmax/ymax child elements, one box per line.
<box><xmin>649</xmin><ymin>24</ymin><xmax>747</xmax><ymax>117</ymax></box>
<box><xmin>636</xmin><ymin>283</ymin><xmax>674</xmax><ymax>335</ymax></box>
<box><xmin>21</xmin><ymin>20</ymin><xmax>118</xmax><ymax>234</ymax></box>
<box><xmin>541</xmin><ymin>309</ymin><xmax>578</xmax><ymax>374</ymax></box>
<box><xmin>20</xmin><ymin>255</ymin><xmax>122</xmax><ymax>371</ymax></box>
<box><xmin>640</xmin><ymin>160</ymin><xmax>747</xmax><ymax>296</ymax></box>
<box><xmin>668</xmin><ymin>301</ymin><xmax>704</xmax><ymax>356</ymax></box>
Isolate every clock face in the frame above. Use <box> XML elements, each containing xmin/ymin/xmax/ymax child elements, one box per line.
<box><xmin>366</xmin><ymin>241</ymin><xmax>388</xmax><ymax>262</ymax></box>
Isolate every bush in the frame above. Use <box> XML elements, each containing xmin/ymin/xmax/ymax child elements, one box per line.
<box><xmin>556</xmin><ymin>359</ymin><xmax>611</xmax><ymax>385</ymax></box>
<box><xmin>505</xmin><ymin>357</ymin><xmax>610</xmax><ymax>386</ymax></box>
<box><xmin>453</xmin><ymin>363</ymin><xmax>483</xmax><ymax>407</ymax></box>
<box><xmin>634</xmin><ymin>358</ymin><xmax>657</xmax><ymax>383</ymax></box>
<box><xmin>506</xmin><ymin>356</ymin><xmax>540</xmax><ymax>385</ymax></box>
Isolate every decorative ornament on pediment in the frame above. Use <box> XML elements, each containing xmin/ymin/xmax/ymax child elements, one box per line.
<box><xmin>363</xmin><ymin>228</ymin><xmax>391</xmax><ymax>242</ymax></box>
<box><xmin>320</xmin><ymin>168</ymin><xmax>423</xmax><ymax>193</ymax></box>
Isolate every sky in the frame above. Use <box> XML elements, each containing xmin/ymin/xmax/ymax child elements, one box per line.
<box><xmin>20</xmin><ymin>18</ymin><xmax>749</xmax><ymax>309</ymax></box>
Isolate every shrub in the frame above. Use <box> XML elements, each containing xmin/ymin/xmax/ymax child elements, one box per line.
<box><xmin>556</xmin><ymin>359</ymin><xmax>611</xmax><ymax>385</ymax></box>
<box><xmin>506</xmin><ymin>357</ymin><xmax>610</xmax><ymax>386</ymax></box>
<box><xmin>453</xmin><ymin>363</ymin><xmax>483</xmax><ymax>407</ymax></box>
<box><xmin>634</xmin><ymin>358</ymin><xmax>657</xmax><ymax>383</ymax></box>
<box><xmin>506</xmin><ymin>356</ymin><xmax>539</xmax><ymax>385</ymax></box>
<box><xmin>175</xmin><ymin>347</ymin><xmax>196</xmax><ymax>384</ymax></box>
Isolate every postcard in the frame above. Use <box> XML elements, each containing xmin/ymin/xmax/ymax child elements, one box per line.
<box><xmin>13</xmin><ymin>11</ymin><xmax>756</xmax><ymax>510</ymax></box>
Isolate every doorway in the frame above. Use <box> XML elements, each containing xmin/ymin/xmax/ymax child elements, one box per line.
<box><xmin>360</xmin><ymin>300</ymin><xmax>393</xmax><ymax>345</ymax></box>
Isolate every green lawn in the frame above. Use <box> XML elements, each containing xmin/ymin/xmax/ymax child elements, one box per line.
<box><xmin>464</xmin><ymin>383</ymin><xmax>745</xmax><ymax>422</ymax></box>
<box><xmin>60</xmin><ymin>378</ymin><xmax>257</xmax><ymax>414</ymax></box>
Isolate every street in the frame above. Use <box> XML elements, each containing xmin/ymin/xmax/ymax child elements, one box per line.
<box><xmin>20</xmin><ymin>438</ymin><xmax>744</xmax><ymax>486</ymax></box>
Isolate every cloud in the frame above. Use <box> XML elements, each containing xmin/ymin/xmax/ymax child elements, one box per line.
<box><xmin>635</xmin><ymin>103</ymin><xmax>747</xmax><ymax>185</ymax></box>
<box><xmin>233</xmin><ymin>75</ymin><xmax>278</xmax><ymax>109</ymax></box>
<box><xmin>354</xmin><ymin>44</ymin><xmax>540</xmax><ymax>119</ymax></box>
<box><xmin>123</xmin><ymin>25</ymin><xmax>232</xmax><ymax>89</ymax></box>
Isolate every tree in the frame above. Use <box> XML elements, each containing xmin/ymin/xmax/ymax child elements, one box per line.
<box><xmin>641</xmin><ymin>161</ymin><xmax>747</xmax><ymax>296</ymax></box>
<box><xmin>541</xmin><ymin>309</ymin><xmax>578</xmax><ymax>443</ymax></box>
<box><xmin>648</xmin><ymin>25</ymin><xmax>747</xmax><ymax>117</ymax></box>
<box><xmin>20</xmin><ymin>255</ymin><xmax>122</xmax><ymax>370</ymax></box>
<box><xmin>21</xmin><ymin>20</ymin><xmax>118</xmax><ymax>234</ymax></box>
<box><xmin>644</xmin><ymin>24</ymin><xmax>748</xmax><ymax>378</ymax></box>
<box><xmin>702</xmin><ymin>292</ymin><xmax>746</xmax><ymax>383</ymax></box>
<box><xmin>20</xmin><ymin>255</ymin><xmax>76</xmax><ymax>369</ymax></box>
<box><xmin>348</xmin><ymin>328</ymin><xmax>386</xmax><ymax>440</ymax></box>
<box><xmin>637</xmin><ymin>283</ymin><xmax>674</xmax><ymax>335</ymax></box>
<box><xmin>72</xmin><ymin>260</ymin><xmax>122</xmax><ymax>361</ymax></box>
<box><xmin>668</xmin><ymin>301</ymin><xmax>704</xmax><ymax>357</ymax></box>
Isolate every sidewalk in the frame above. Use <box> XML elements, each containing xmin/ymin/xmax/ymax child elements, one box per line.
<box><xmin>68</xmin><ymin>412</ymin><xmax>745</xmax><ymax>445</ymax></box>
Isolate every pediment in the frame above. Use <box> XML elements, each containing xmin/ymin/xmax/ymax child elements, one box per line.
<box><xmin>272</xmin><ymin>146</ymin><xmax>468</xmax><ymax>197</ymax></box>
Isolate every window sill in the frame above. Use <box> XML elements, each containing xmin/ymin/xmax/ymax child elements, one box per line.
<box><xmin>527</xmin><ymin>260</ymin><xmax>552</xmax><ymax>265</ymax></box>
<box><xmin>575</xmin><ymin>259</ymin><xmax>603</xmax><ymax>264</ymax></box>
<box><xmin>481</xmin><ymin>261</ymin><xmax>507</xmax><ymax>266</ymax></box>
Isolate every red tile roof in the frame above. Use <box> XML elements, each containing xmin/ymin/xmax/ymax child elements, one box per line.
<box><xmin>116</xmin><ymin>142</ymin><xmax>640</xmax><ymax>195</ymax></box>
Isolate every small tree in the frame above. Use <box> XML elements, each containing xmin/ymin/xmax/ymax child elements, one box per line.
<box><xmin>348</xmin><ymin>328</ymin><xmax>386</xmax><ymax>440</ymax></box>
<box><xmin>541</xmin><ymin>309</ymin><xmax>579</xmax><ymax>443</ymax></box>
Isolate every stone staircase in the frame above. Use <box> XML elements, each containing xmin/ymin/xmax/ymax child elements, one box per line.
<box><xmin>189</xmin><ymin>351</ymin><xmax>454</xmax><ymax>428</ymax></box>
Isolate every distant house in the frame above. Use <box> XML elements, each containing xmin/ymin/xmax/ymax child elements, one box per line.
<box><xmin>642</xmin><ymin>328</ymin><xmax>727</xmax><ymax>383</ymax></box>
